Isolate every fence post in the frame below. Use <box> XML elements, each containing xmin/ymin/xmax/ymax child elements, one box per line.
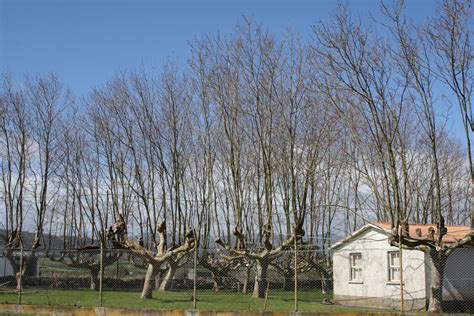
<box><xmin>294</xmin><ymin>226</ymin><xmax>298</xmax><ymax>312</ymax></box>
<box><xmin>192</xmin><ymin>230</ymin><xmax>197</xmax><ymax>310</ymax></box>
<box><xmin>99</xmin><ymin>244</ymin><xmax>104</xmax><ymax>307</ymax></box>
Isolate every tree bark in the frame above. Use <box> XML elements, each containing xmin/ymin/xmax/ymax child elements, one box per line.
<box><xmin>7</xmin><ymin>254</ymin><xmax>27</xmax><ymax>291</ymax></box>
<box><xmin>90</xmin><ymin>267</ymin><xmax>100</xmax><ymax>290</ymax></box>
<box><xmin>321</xmin><ymin>273</ymin><xmax>329</xmax><ymax>294</ymax></box>
<box><xmin>242</xmin><ymin>265</ymin><xmax>251</xmax><ymax>294</ymax></box>
<box><xmin>13</xmin><ymin>258</ymin><xmax>33</xmax><ymax>291</ymax></box>
<box><xmin>141</xmin><ymin>263</ymin><xmax>160</xmax><ymax>299</ymax></box>
<box><xmin>154</xmin><ymin>268</ymin><xmax>166</xmax><ymax>290</ymax></box>
<box><xmin>209</xmin><ymin>267</ymin><xmax>232</xmax><ymax>292</ymax></box>
<box><xmin>252</xmin><ymin>260</ymin><xmax>269</xmax><ymax>298</ymax></box>
<box><xmin>283</xmin><ymin>274</ymin><xmax>293</xmax><ymax>291</ymax></box>
<box><xmin>15</xmin><ymin>271</ymin><xmax>23</xmax><ymax>291</ymax></box>
<box><xmin>158</xmin><ymin>263</ymin><xmax>177</xmax><ymax>291</ymax></box>
<box><xmin>212</xmin><ymin>274</ymin><xmax>227</xmax><ymax>292</ymax></box>
<box><xmin>428</xmin><ymin>250</ymin><xmax>447</xmax><ymax>313</ymax></box>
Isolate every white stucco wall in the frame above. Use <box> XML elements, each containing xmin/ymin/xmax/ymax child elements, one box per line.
<box><xmin>332</xmin><ymin>227</ymin><xmax>426</xmax><ymax>308</ymax></box>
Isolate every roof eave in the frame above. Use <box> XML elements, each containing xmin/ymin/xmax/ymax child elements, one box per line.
<box><xmin>330</xmin><ymin>223</ymin><xmax>389</xmax><ymax>251</ymax></box>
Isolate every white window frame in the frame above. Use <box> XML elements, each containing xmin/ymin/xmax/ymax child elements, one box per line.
<box><xmin>349</xmin><ymin>252</ymin><xmax>362</xmax><ymax>283</ymax></box>
<box><xmin>388</xmin><ymin>251</ymin><xmax>401</xmax><ymax>283</ymax></box>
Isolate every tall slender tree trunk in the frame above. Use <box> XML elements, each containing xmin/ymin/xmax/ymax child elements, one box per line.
<box><xmin>252</xmin><ymin>260</ymin><xmax>269</xmax><ymax>298</ymax></box>
<box><xmin>428</xmin><ymin>250</ymin><xmax>447</xmax><ymax>313</ymax></box>
<box><xmin>471</xmin><ymin>174</ymin><xmax>474</xmax><ymax>229</ymax></box>
<box><xmin>141</xmin><ymin>263</ymin><xmax>159</xmax><ymax>299</ymax></box>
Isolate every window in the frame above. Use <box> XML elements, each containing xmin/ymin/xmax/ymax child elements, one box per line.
<box><xmin>349</xmin><ymin>253</ymin><xmax>362</xmax><ymax>282</ymax></box>
<box><xmin>388</xmin><ymin>251</ymin><xmax>400</xmax><ymax>282</ymax></box>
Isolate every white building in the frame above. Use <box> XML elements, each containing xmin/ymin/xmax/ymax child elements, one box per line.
<box><xmin>0</xmin><ymin>255</ymin><xmax>15</xmax><ymax>277</ymax></box>
<box><xmin>331</xmin><ymin>222</ymin><xmax>474</xmax><ymax>311</ymax></box>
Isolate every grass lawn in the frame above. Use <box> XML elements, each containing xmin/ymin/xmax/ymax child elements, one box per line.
<box><xmin>0</xmin><ymin>289</ymin><xmax>370</xmax><ymax>312</ymax></box>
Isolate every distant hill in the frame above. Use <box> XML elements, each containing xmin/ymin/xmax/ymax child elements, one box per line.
<box><xmin>0</xmin><ymin>229</ymin><xmax>345</xmax><ymax>252</ymax></box>
<box><xmin>0</xmin><ymin>229</ymin><xmax>93</xmax><ymax>250</ymax></box>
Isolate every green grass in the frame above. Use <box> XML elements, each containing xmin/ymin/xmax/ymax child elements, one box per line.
<box><xmin>0</xmin><ymin>289</ymin><xmax>370</xmax><ymax>312</ymax></box>
<box><xmin>38</xmin><ymin>257</ymin><xmax>148</xmax><ymax>279</ymax></box>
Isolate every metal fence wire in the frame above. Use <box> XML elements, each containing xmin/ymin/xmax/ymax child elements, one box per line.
<box><xmin>0</xmin><ymin>247</ymin><xmax>472</xmax><ymax>313</ymax></box>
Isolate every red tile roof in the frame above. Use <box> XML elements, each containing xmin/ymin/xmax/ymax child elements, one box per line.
<box><xmin>372</xmin><ymin>222</ymin><xmax>472</xmax><ymax>243</ymax></box>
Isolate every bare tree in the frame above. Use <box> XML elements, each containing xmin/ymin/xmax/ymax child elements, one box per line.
<box><xmin>313</xmin><ymin>3</ymin><xmax>473</xmax><ymax>311</ymax></box>
<box><xmin>46</xmin><ymin>108</ymin><xmax>124</xmax><ymax>290</ymax></box>
<box><xmin>1</xmin><ymin>74</ymin><xmax>67</xmax><ymax>290</ymax></box>
<box><xmin>88</xmin><ymin>68</ymin><xmax>198</xmax><ymax>299</ymax></box>
<box><xmin>427</xmin><ymin>0</ymin><xmax>473</xmax><ymax>224</ymax></box>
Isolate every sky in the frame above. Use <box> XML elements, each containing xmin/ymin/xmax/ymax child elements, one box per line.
<box><xmin>5</xmin><ymin>0</ymin><xmax>466</xmax><ymax>140</ymax></box>
<box><xmin>1</xmin><ymin>0</ymin><xmax>439</xmax><ymax>97</ymax></box>
<box><xmin>0</xmin><ymin>0</ymin><xmax>468</xmax><ymax>234</ymax></box>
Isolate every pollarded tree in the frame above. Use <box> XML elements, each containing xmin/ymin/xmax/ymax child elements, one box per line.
<box><xmin>194</xmin><ymin>20</ymin><xmax>322</xmax><ymax>298</ymax></box>
<box><xmin>46</xmin><ymin>111</ymin><xmax>123</xmax><ymax>291</ymax></box>
<box><xmin>107</xmin><ymin>218</ymin><xmax>195</xmax><ymax>299</ymax></box>
<box><xmin>90</xmin><ymin>67</ymin><xmax>198</xmax><ymax>299</ymax></box>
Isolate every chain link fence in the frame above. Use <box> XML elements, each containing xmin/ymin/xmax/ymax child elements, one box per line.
<box><xmin>0</xmin><ymin>247</ymin><xmax>472</xmax><ymax>313</ymax></box>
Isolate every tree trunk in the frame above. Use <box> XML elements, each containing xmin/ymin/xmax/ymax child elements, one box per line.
<box><xmin>141</xmin><ymin>263</ymin><xmax>160</xmax><ymax>299</ymax></box>
<box><xmin>90</xmin><ymin>267</ymin><xmax>100</xmax><ymax>290</ymax></box>
<box><xmin>15</xmin><ymin>271</ymin><xmax>23</xmax><ymax>291</ymax></box>
<box><xmin>283</xmin><ymin>273</ymin><xmax>293</xmax><ymax>291</ymax></box>
<box><xmin>212</xmin><ymin>269</ymin><xmax>228</xmax><ymax>292</ymax></box>
<box><xmin>159</xmin><ymin>263</ymin><xmax>177</xmax><ymax>291</ymax></box>
<box><xmin>212</xmin><ymin>273</ymin><xmax>226</xmax><ymax>292</ymax></box>
<box><xmin>471</xmin><ymin>175</ymin><xmax>474</xmax><ymax>230</ymax></box>
<box><xmin>154</xmin><ymin>268</ymin><xmax>166</xmax><ymax>289</ymax></box>
<box><xmin>252</xmin><ymin>260</ymin><xmax>268</xmax><ymax>298</ymax></box>
<box><xmin>10</xmin><ymin>256</ymin><xmax>25</xmax><ymax>291</ymax></box>
<box><xmin>428</xmin><ymin>250</ymin><xmax>447</xmax><ymax>313</ymax></box>
<box><xmin>242</xmin><ymin>266</ymin><xmax>250</xmax><ymax>294</ymax></box>
<box><xmin>321</xmin><ymin>272</ymin><xmax>330</xmax><ymax>294</ymax></box>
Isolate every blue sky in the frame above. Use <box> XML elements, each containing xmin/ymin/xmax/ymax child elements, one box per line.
<box><xmin>5</xmin><ymin>0</ymin><xmax>464</xmax><ymax>139</ymax></box>
<box><xmin>1</xmin><ymin>0</ymin><xmax>439</xmax><ymax>96</ymax></box>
